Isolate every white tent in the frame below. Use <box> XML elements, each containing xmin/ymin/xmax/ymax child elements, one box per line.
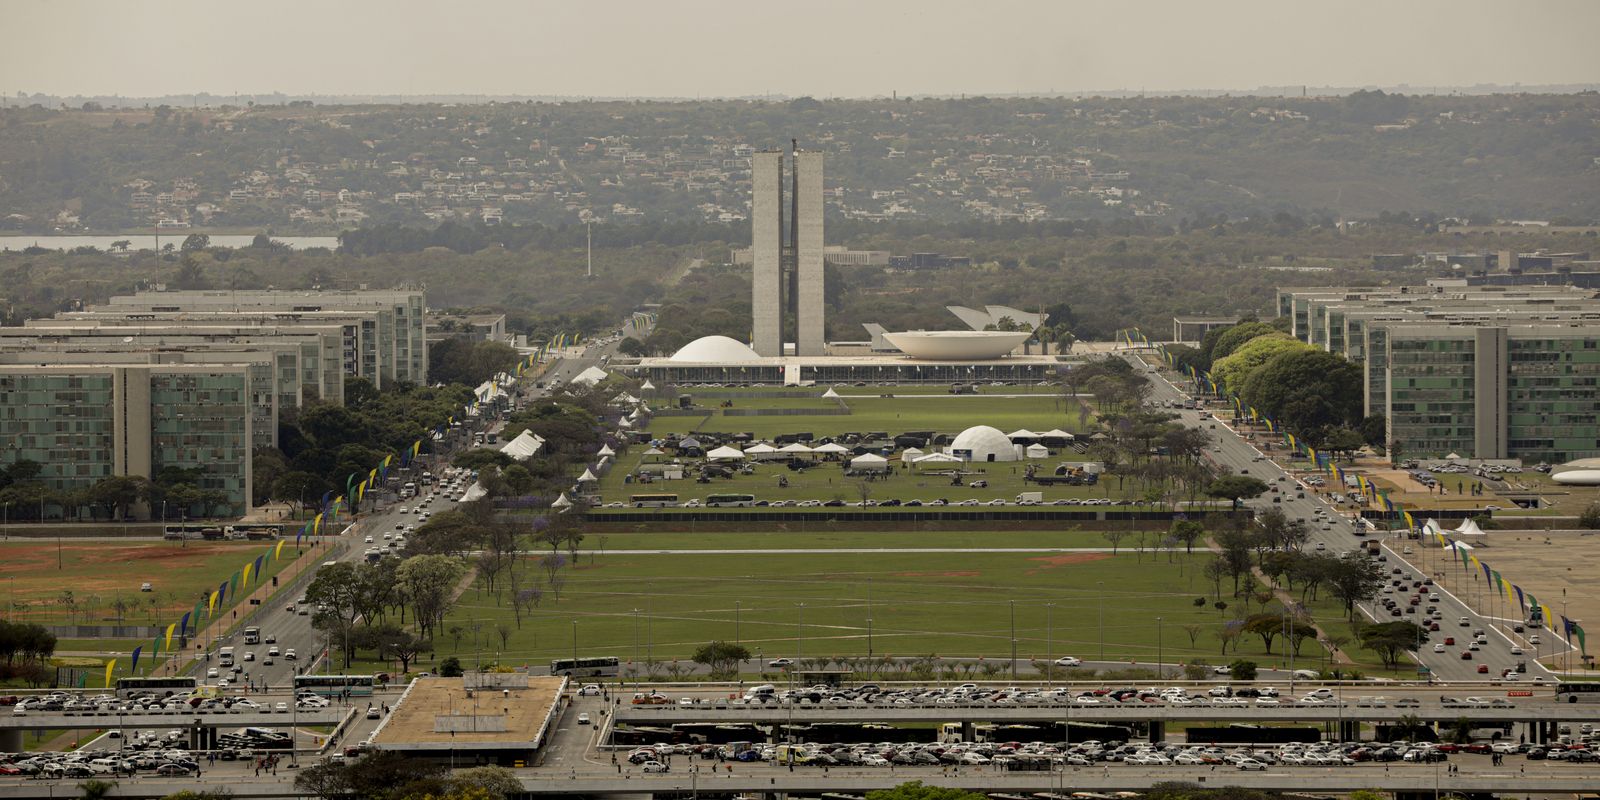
<box><xmin>1443</xmin><ymin>540</ymin><xmax>1474</xmax><ymax>551</ymax></box>
<box><xmin>641</xmin><ymin>380</ymin><xmax>656</xmax><ymax>391</ymax></box>
<box><xmin>552</xmin><ymin>494</ymin><xmax>573</xmax><ymax>509</ymax></box>
<box><xmin>812</xmin><ymin>442</ymin><xmax>849</xmax><ymax>455</ymax></box>
<box><xmin>706</xmin><ymin>445</ymin><xmax>746</xmax><ymax>461</ymax></box>
<box><xmin>577</xmin><ymin>468</ymin><xmax>598</xmax><ymax>483</ymax></box>
<box><xmin>1025</xmin><ymin>443</ymin><xmax>1050</xmax><ymax>459</ymax></box>
<box><xmin>744</xmin><ymin>442</ymin><xmax>778</xmax><ymax>454</ymax></box>
<box><xmin>900</xmin><ymin>446</ymin><xmax>925</xmax><ymax>463</ymax></box>
<box><xmin>1422</xmin><ymin>518</ymin><xmax>1443</xmax><ymax>535</ymax></box>
<box><xmin>913</xmin><ymin>451</ymin><xmax>963</xmax><ymax>467</ymax></box>
<box><xmin>642</xmin><ymin>446</ymin><xmax>666</xmax><ymax>458</ymax></box>
<box><xmin>572</xmin><ymin>366</ymin><xmax>610</xmax><ymax>386</ymax></box>
<box><xmin>778</xmin><ymin>442</ymin><xmax>814</xmax><ymax>455</ymax></box>
<box><xmin>1454</xmin><ymin>518</ymin><xmax>1487</xmax><ymax>536</ymax></box>
<box><xmin>611</xmin><ymin>392</ymin><xmax>640</xmax><ymax>406</ymax></box>
<box><xmin>850</xmin><ymin>453</ymin><xmax>891</xmax><ymax>471</ymax></box>
<box><xmin>499</xmin><ymin>430</ymin><xmax>544</xmax><ymax>461</ymax></box>
<box><xmin>821</xmin><ymin>387</ymin><xmax>842</xmax><ymax>399</ymax></box>
<box><xmin>617</xmin><ymin>417</ymin><xmax>632</xmax><ymax>429</ymax></box>
<box><xmin>597</xmin><ymin>444</ymin><xmax>615</xmax><ymax>457</ymax></box>
<box><xmin>1041</xmin><ymin>428</ymin><xmax>1075</xmax><ymax>441</ymax></box>
<box><xmin>1007</xmin><ymin>429</ymin><xmax>1039</xmax><ymax>440</ymax></box>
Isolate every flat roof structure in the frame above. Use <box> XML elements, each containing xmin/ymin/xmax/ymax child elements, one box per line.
<box><xmin>369</xmin><ymin>675</ymin><xmax>566</xmax><ymax>757</ymax></box>
<box><xmin>634</xmin><ymin>351</ymin><xmax>1067</xmax><ymax>385</ymax></box>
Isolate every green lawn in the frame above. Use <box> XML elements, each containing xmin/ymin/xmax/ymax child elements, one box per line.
<box><xmin>585</xmin><ymin>530</ymin><xmax>1136</xmax><ymax>551</ymax></box>
<box><xmin>434</xmin><ymin>547</ymin><xmax>1404</xmax><ymax>677</ymax></box>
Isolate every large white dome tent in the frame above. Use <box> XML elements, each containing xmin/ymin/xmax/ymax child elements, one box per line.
<box><xmin>948</xmin><ymin>425</ymin><xmax>1022</xmax><ymax>462</ymax></box>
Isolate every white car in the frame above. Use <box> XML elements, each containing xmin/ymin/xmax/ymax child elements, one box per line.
<box><xmin>1237</xmin><ymin>759</ymin><xmax>1268</xmax><ymax>771</ymax></box>
<box><xmin>577</xmin><ymin>712</ymin><xmax>592</xmax><ymax>725</ymax></box>
<box><xmin>1054</xmin><ymin>656</ymin><xmax>1083</xmax><ymax>667</ymax></box>
<box><xmin>364</xmin><ymin>535</ymin><xmax>374</xmax><ymax>544</ymax></box>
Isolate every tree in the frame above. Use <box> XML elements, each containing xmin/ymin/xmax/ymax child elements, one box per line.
<box><xmin>396</xmin><ymin>555</ymin><xmax>467</xmax><ymax>641</ymax></box>
<box><xmin>866</xmin><ymin>782</ymin><xmax>989</xmax><ymax>800</ymax></box>
<box><xmin>1205</xmin><ymin>475</ymin><xmax>1269</xmax><ymax>508</ymax></box>
<box><xmin>1358</xmin><ymin>620</ymin><xmax>1426</xmax><ymax>669</ymax></box>
<box><xmin>1238</xmin><ymin>348</ymin><xmax>1364</xmax><ymax>444</ymax></box>
<box><xmin>1244</xmin><ymin>614</ymin><xmax>1282</xmax><ymax>654</ymax></box>
<box><xmin>1169</xmin><ymin>520</ymin><xmax>1205</xmax><ymax>554</ymax></box>
<box><xmin>356</xmin><ymin>622</ymin><xmax>433</xmax><ymax>673</ymax></box>
<box><xmin>305</xmin><ymin>562</ymin><xmax>366</xmax><ymax>664</ymax></box>
<box><xmin>439</xmin><ymin>656</ymin><xmax>464</xmax><ymax>677</ymax></box>
<box><xmin>1327</xmin><ymin>552</ymin><xmax>1385</xmax><ymax>620</ymax></box>
<box><xmin>180</xmin><ymin>233</ymin><xmax>211</xmax><ymax>252</ymax></box>
<box><xmin>692</xmin><ymin>640</ymin><xmax>752</xmax><ymax>677</ymax></box>
<box><xmin>452</xmin><ymin>766</ymin><xmax>523</xmax><ymax>800</ymax></box>
<box><xmin>1579</xmin><ymin>503</ymin><xmax>1600</xmax><ymax>531</ymax></box>
<box><xmin>1227</xmin><ymin>659</ymin><xmax>1258</xmax><ymax>681</ymax></box>
<box><xmin>1101</xmin><ymin>529</ymin><xmax>1128</xmax><ymax>554</ymax></box>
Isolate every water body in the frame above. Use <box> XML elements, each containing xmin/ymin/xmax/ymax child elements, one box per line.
<box><xmin>0</xmin><ymin>234</ymin><xmax>341</xmax><ymax>252</ymax></box>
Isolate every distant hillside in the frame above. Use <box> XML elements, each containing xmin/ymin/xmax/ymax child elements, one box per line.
<box><xmin>0</xmin><ymin>91</ymin><xmax>1596</xmax><ymax>233</ymax></box>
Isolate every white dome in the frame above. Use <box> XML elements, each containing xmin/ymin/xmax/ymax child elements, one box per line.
<box><xmin>949</xmin><ymin>425</ymin><xmax>1021</xmax><ymax>462</ymax></box>
<box><xmin>882</xmin><ymin>330</ymin><xmax>1030</xmax><ymax>360</ymax></box>
<box><xmin>669</xmin><ymin>335</ymin><xmax>763</xmax><ymax>363</ymax></box>
<box><xmin>1552</xmin><ymin>468</ymin><xmax>1600</xmax><ymax>486</ymax></box>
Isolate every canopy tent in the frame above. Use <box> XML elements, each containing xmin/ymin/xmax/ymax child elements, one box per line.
<box><xmin>900</xmin><ymin>447</ymin><xmax>925</xmax><ymax>463</ymax></box>
<box><xmin>706</xmin><ymin>445</ymin><xmax>747</xmax><ymax>461</ymax></box>
<box><xmin>850</xmin><ymin>453</ymin><xmax>891</xmax><ymax>471</ymax></box>
<box><xmin>642</xmin><ymin>446</ymin><xmax>666</xmax><ymax>457</ymax></box>
<box><xmin>778</xmin><ymin>442</ymin><xmax>814</xmax><ymax>454</ymax></box>
<box><xmin>821</xmin><ymin>387</ymin><xmax>842</xmax><ymax>399</ymax></box>
<box><xmin>611</xmin><ymin>392</ymin><xmax>640</xmax><ymax>406</ymax></box>
<box><xmin>1422</xmin><ymin>518</ymin><xmax>1443</xmax><ymax>535</ymax></box>
<box><xmin>743</xmin><ymin>443</ymin><xmax>778</xmax><ymax>455</ymax></box>
<box><xmin>499</xmin><ymin>430</ymin><xmax>544</xmax><ymax>461</ymax></box>
<box><xmin>616</xmin><ymin>417</ymin><xmax>632</xmax><ymax>429</ymax></box>
<box><xmin>597</xmin><ymin>444</ymin><xmax>616</xmax><ymax>457</ymax></box>
<box><xmin>640</xmin><ymin>380</ymin><xmax>656</xmax><ymax>391</ymax></box>
<box><xmin>1025</xmin><ymin>443</ymin><xmax>1050</xmax><ymax>459</ymax></box>
<box><xmin>1040</xmin><ymin>428</ymin><xmax>1075</xmax><ymax>441</ymax></box>
<box><xmin>812</xmin><ymin>442</ymin><xmax>849</xmax><ymax>454</ymax></box>
<box><xmin>1454</xmin><ymin>518</ymin><xmax>1488</xmax><ymax>536</ymax></box>
<box><xmin>1006</xmin><ymin>429</ymin><xmax>1039</xmax><ymax>440</ymax></box>
<box><xmin>577</xmin><ymin>468</ymin><xmax>598</xmax><ymax>483</ymax></box>
<box><xmin>551</xmin><ymin>494</ymin><xmax>573</xmax><ymax>509</ymax></box>
<box><xmin>571</xmin><ymin>366</ymin><xmax>610</xmax><ymax>386</ymax></box>
<box><xmin>912</xmin><ymin>451</ymin><xmax>963</xmax><ymax>467</ymax></box>
<box><xmin>678</xmin><ymin>437</ymin><xmax>703</xmax><ymax>449</ymax></box>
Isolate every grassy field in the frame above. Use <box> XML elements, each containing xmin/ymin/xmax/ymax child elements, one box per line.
<box><xmin>434</xmin><ymin>547</ymin><xmax>1408</xmax><ymax>678</ymax></box>
<box><xmin>0</xmin><ymin>539</ymin><xmax>296</xmax><ymax>628</ymax></box>
<box><xmin>585</xmin><ymin>530</ymin><xmax>1135</xmax><ymax>551</ymax></box>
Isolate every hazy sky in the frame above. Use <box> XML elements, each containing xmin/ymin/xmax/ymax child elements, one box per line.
<box><xmin>4</xmin><ymin>0</ymin><xmax>1598</xmax><ymax>98</ymax></box>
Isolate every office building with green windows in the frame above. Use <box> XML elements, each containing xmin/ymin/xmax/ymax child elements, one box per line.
<box><xmin>0</xmin><ymin>364</ymin><xmax>255</xmax><ymax>514</ymax></box>
<box><xmin>1277</xmin><ymin>282</ymin><xmax>1600</xmax><ymax>463</ymax></box>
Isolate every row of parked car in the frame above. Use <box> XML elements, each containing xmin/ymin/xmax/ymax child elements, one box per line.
<box><xmin>11</xmin><ymin>691</ymin><xmax>331</xmax><ymax>716</ymax></box>
<box><xmin>621</xmin><ymin>738</ymin><xmax>1589</xmax><ymax>771</ymax></box>
<box><xmin>642</xmin><ymin>683</ymin><xmax>1517</xmax><ymax>710</ymax></box>
<box><xmin>0</xmin><ymin>749</ymin><xmax>199</xmax><ymax>779</ymax></box>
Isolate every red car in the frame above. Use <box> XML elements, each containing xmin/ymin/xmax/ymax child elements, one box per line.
<box><xmin>1444</xmin><ymin>637</ymin><xmax>1455</xmax><ymax>645</ymax></box>
<box><xmin>1477</xmin><ymin>665</ymin><xmax>1490</xmax><ymax>673</ymax></box>
<box><xmin>1460</xmin><ymin>651</ymin><xmax>1473</xmax><ymax>660</ymax></box>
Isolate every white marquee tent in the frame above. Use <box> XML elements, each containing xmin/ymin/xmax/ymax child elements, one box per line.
<box><xmin>850</xmin><ymin>453</ymin><xmax>891</xmax><ymax>471</ymax></box>
<box><xmin>706</xmin><ymin>445</ymin><xmax>746</xmax><ymax>461</ymax></box>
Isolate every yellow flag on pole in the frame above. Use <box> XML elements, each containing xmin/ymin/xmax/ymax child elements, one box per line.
<box><xmin>104</xmin><ymin>659</ymin><xmax>116</xmax><ymax>689</ymax></box>
<box><xmin>164</xmin><ymin>623</ymin><xmax>176</xmax><ymax>651</ymax></box>
<box><xmin>274</xmin><ymin>540</ymin><xmax>285</xmax><ymax>561</ymax></box>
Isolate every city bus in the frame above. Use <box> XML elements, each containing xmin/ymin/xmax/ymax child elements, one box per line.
<box><xmin>294</xmin><ymin>675</ymin><xmax>379</xmax><ymax>698</ymax></box>
<box><xmin>629</xmin><ymin>493</ymin><xmax>679</xmax><ymax>508</ymax></box>
<box><xmin>550</xmin><ymin>656</ymin><xmax>621</xmax><ymax>677</ymax></box>
<box><xmin>705</xmin><ymin>493</ymin><xmax>756</xmax><ymax>508</ymax></box>
<box><xmin>1556</xmin><ymin>682</ymin><xmax>1600</xmax><ymax>704</ymax></box>
<box><xmin>115</xmin><ymin>676</ymin><xmax>198</xmax><ymax>699</ymax></box>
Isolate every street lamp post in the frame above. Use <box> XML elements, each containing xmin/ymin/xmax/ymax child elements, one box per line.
<box><xmin>572</xmin><ymin>619</ymin><xmax>579</xmax><ymax>668</ymax></box>
<box><xmin>1156</xmin><ymin>617</ymin><xmax>1164</xmax><ymax>678</ymax></box>
<box><xmin>1097</xmin><ymin>581</ymin><xmax>1105</xmax><ymax>661</ymax></box>
<box><xmin>1045</xmin><ymin>603</ymin><xmax>1054</xmax><ymax>691</ymax></box>
<box><xmin>1009</xmin><ymin>600</ymin><xmax>1017</xmax><ymax>681</ymax></box>
<box><xmin>734</xmin><ymin>600</ymin><xmax>741</xmax><ymax>647</ymax></box>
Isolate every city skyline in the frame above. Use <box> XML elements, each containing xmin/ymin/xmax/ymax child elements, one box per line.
<box><xmin>2</xmin><ymin>0</ymin><xmax>1598</xmax><ymax>99</ymax></box>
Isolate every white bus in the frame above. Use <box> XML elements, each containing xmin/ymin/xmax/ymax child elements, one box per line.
<box><xmin>1556</xmin><ymin>682</ymin><xmax>1600</xmax><ymax>704</ymax></box>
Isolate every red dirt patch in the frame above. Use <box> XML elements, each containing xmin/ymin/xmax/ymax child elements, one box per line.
<box><xmin>1023</xmin><ymin>553</ymin><xmax>1111</xmax><ymax>575</ymax></box>
<box><xmin>894</xmin><ymin>570</ymin><xmax>981</xmax><ymax>578</ymax></box>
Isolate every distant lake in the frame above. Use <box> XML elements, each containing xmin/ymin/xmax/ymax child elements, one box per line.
<box><xmin>0</xmin><ymin>234</ymin><xmax>341</xmax><ymax>252</ymax></box>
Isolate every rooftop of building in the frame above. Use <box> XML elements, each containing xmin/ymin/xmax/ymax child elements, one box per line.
<box><xmin>369</xmin><ymin>675</ymin><xmax>565</xmax><ymax>751</ymax></box>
